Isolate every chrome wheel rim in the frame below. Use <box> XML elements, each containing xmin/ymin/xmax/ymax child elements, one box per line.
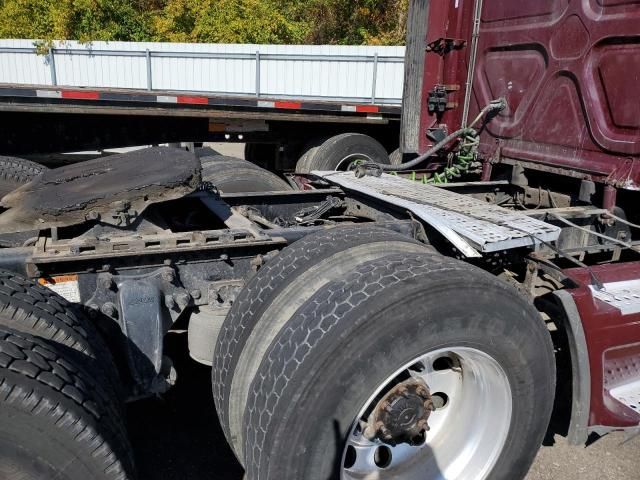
<box><xmin>341</xmin><ymin>347</ymin><xmax>512</xmax><ymax>480</ymax></box>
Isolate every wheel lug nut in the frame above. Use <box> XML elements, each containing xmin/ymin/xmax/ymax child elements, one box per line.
<box><xmin>363</xmin><ymin>425</ymin><xmax>377</xmax><ymax>440</ymax></box>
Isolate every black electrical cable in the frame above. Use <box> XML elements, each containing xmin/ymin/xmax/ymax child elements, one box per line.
<box><xmin>354</xmin><ymin>98</ymin><xmax>508</xmax><ymax>177</ymax></box>
<box><xmin>378</xmin><ymin>127</ymin><xmax>477</xmax><ymax>172</ymax></box>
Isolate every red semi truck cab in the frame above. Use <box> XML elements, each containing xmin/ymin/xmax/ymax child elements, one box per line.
<box><xmin>0</xmin><ymin>2</ymin><xmax>638</xmax><ymax>480</ymax></box>
<box><xmin>400</xmin><ymin>0</ymin><xmax>640</xmax><ymax>441</ymax></box>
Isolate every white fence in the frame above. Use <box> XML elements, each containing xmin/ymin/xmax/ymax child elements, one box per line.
<box><xmin>0</xmin><ymin>39</ymin><xmax>406</xmax><ymax>104</ymax></box>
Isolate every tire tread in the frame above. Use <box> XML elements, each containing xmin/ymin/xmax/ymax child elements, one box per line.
<box><xmin>0</xmin><ymin>327</ymin><xmax>133</xmax><ymax>479</ymax></box>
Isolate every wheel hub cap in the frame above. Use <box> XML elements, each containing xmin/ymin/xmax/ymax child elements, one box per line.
<box><xmin>363</xmin><ymin>379</ymin><xmax>433</xmax><ymax>445</ymax></box>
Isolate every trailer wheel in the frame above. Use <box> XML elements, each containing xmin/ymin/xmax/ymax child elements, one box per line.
<box><xmin>0</xmin><ymin>327</ymin><xmax>134</xmax><ymax>480</ymax></box>
<box><xmin>295</xmin><ymin>146</ymin><xmax>319</xmax><ymax>172</ymax></box>
<box><xmin>242</xmin><ymin>253</ymin><xmax>555</xmax><ymax>480</ymax></box>
<box><xmin>194</xmin><ymin>147</ymin><xmax>222</xmax><ymax>159</ymax></box>
<box><xmin>201</xmin><ymin>155</ymin><xmax>292</xmax><ymax>192</ymax></box>
<box><xmin>295</xmin><ymin>133</ymin><xmax>390</xmax><ymax>173</ymax></box>
<box><xmin>245</xmin><ymin>143</ymin><xmax>278</xmax><ymax>168</ymax></box>
<box><xmin>0</xmin><ymin>270</ymin><xmax>122</xmax><ymax>399</ymax></box>
<box><xmin>213</xmin><ymin>225</ymin><xmax>432</xmax><ymax>459</ymax></box>
<box><xmin>388</xmin><ymin>148</ymin><xmax>403</xmax><ymax>165</ymax></box>
<box><xmin>0</xmin><ymin>156</ymin><xmax>47</xmax><ymax>199</ymax></box>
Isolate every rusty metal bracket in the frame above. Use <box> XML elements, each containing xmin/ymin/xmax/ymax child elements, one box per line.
<box><xmin>427</xmin><ymin>85</ymin><xmax>458</xmax><ymax>115</ymax></box>
<box><xmin>426</xmin><ymin>38</ymin><xmax>467</xmax><ymax>56</ymax></box>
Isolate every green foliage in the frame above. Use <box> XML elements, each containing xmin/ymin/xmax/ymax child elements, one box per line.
<box><xmin>0</xmin><ymin>0</ymin><xmax>408</xmax><ymax>45</ymax></box>
<box><xmin>0</xmin><ymin>0</ymin><xmax>152</xmax><ymax>42</ymax></box>
<box><xmin>299</xmin><ymin>0</ymin><xmax>408</xmax><ymax>45</ymax></box>
<box><xmin>153</xmin><ymin>0</ymin><xmax>308</xmax><ymax>44</ymax></box>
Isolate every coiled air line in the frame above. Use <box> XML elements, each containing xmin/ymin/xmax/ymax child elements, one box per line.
<box><xmin>354</xmin><ymin>98</ymin><xmax>507</xmax><ymax>179</ymax></box>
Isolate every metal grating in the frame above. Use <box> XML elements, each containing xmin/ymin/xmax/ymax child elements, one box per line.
<box><xmin>590</xmin><ymin>279</ymin><xmax>640</xmax><ymax>315</ymax></box>
<box><xmin>610</xmin><ymin>380</ymin><xmax>640</xmax><ymax>412</ymax></box>
<box><xmin>317</xmin><ymin>172</ymin><xmax>561</xmax><ymax>253</ymax></box>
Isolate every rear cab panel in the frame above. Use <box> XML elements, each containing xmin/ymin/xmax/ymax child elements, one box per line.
<box><xmin>409</xmin><ymin>0</ymin><xmax>640</xmax><ymax>433</ymax></box>
<box><xmin>413</xmin><ymin>1</ymin><xmax>640</xmax><ymax>187</ymax></box>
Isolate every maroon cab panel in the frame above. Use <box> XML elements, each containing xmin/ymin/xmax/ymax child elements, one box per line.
<box><xmin>564</xmin><ymin>263</ymin><xmax>640</xmax><ymax>428</ymax></box>
<box><xmin>471</xmin><ymin>0</ymin><xmax>640</xmax><ymax>187</ymax></box>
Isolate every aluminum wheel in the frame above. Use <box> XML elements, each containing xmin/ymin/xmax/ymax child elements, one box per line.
<box><xmin>341</xmin><ymin>347</ymin><xmax>513</xmax><ymax>480</ymax></box>
<box><xmin>335</xmin><ymin>153</ymin><xmax>374</xmax><ymax>171</ymax></box>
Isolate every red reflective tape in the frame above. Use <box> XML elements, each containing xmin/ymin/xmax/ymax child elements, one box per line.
<box><xmin>355</xmin><ymin>105</ymin><xmax>379</xmax><ymax>113</ymax></box>
<box><xmin>61</xmin><ymin>90</ymin><xmax>100</xmax><ymax>100</ymax></box>
<box><xmin>274</xmin><ymin>101</ymin><xmax>302</xmax><ymax>110</ymax></box>
<box><xmin>177</xmin><ymin>96</ymin><xmax>208</xmax><ymax>105</ymax></box>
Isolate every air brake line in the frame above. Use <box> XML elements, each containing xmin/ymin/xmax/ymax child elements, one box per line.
<box><xmin>505</xmin><ymin>224</ymin><xmax>606</xmax><ymax>292</ymax></box>
<box><xmin>354</xmin><ymin>99</ymin><xmax>506</xmax><ymax>178</ymax></box>
<box><xmin>548</xmin><ymin>213</ymin><xmax>640</xmax><ymax>254</ymax></box>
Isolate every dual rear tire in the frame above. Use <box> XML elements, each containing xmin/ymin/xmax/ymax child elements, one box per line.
<box><xmin>0</xmin><ymin>271</ymin><xmax>132</xmax><ymax>480</ymax></box>
<box><xmin>295</xmin><ymin>133</ymin><xmax>391</xmax><ymax>173</ymax></box>
<box><xmin>0</xmin><ymin>156</ymin><xmax>47</xmax><ymax>199</ymax></box>
<box><xmin>213</xmin><ymin>225</ymin><xmax>556</xmax><ymax>480</ymax></box>
<box><xmin>200</xmin><ymin>155</ymin><xmax>292</xmax><ymax>193</ymax></box>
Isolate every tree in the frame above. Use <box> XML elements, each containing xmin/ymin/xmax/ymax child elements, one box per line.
<box><xmin>153</xmin><ymin>0</ymin><xmax>308</xmax><ymax>44</ymax></box>
<box><xmin>0</xmin><ymin>0</ymin><xmax>408</xmax><ymax>45</ymax></box>
<box><xmin>0</xmin><ymin>0</ymin><xmax>152</xmax><ymax>42</ymax></box>
<box><xmin>297</xmin><ymin>0</ymin><xmax>408</xmax><ymax>45</ymax></box>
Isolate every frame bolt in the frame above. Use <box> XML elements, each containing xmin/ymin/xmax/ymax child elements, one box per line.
<box><xmin>101</xmin><ymin>303</ymin><xmax>117</xmax><ymax>317</ymax></box>
<box><xmin>99</xmin><ymin>275</ymin><xmax>114</xmax><ymax>290</ymax></box>
<box><xmin>165</xmin><ymin>295</ymin><xmax>176</xmax><ymax>309</ymax></box>
<box><xmin>175</xmin><ymin>292</ymin><xmax>191</xmax><ymax>308</ymax></box>
<box><xmin>162</xmin><ymin>270</ymin><xmax>175</xmax><ymax>283</ymax></box>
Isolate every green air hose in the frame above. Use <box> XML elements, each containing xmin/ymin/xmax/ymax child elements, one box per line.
<box><xmin>426</xmin><ymin>131</ymin><xmax>480</xmax><ymax>184</ymax></box>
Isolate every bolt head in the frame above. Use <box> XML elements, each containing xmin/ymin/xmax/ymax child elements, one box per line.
<box><xmin>99</xmin><ymin>276</ymin><xmax>114</xmax><ymax>290</ymax></box>
<box><xmin>416</xmin><ymin>387</ymin><xmax>429</xmax><ymax>398</ymax></box>
<box><xmin>162</xmin><ymin>270</ymin><xmax>175</xmax><ymax>282</ymax></box>
<box><xmin>363</xmin><ymin>425</ymin><xmax>377</xmax><ymax>440</ymax></box>
<box><xmin>175</xmin><ymin>292</ymin><xmax>190</xmax><ymax>308</ymax></box>
<box><xmin>164</xmin><ymin>295</ymin><xmax>175</xmax><ymax>309</ymax></box>
<box><xmin>101</xmin><ymin>303</ymin><xmax>117</xmax><ymax>317</ymax></box>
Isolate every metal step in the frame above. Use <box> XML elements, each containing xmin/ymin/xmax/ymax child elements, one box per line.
<box><xmin>590</xmin><ymin>279</ymin><xmax>640</xmax><ymax>315</ymax></box>
<box><xmin>610</xmin><ymin>380</ymin><xmax>640</xmax><ymax>413</ymax></box>
<box><xmin>317</xmin><ymin>172</ymin><xmax>561</xmax><ymax>256</ymax></box>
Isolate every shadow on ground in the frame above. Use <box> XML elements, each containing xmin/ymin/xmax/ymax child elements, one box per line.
<box><xmin>126</xmin><ymin>333</ymin><xmax>244</xmax><ymax>480</ymax></box>
<box><xmin>127</xmin><ymin>333</ymin><xmax>639</xmax><ymax>480</ymax></box>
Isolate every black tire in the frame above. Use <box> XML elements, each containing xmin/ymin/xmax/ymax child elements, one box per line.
<box><xmin>244</xmin><ymin>143</ymin><xmax>278</xmax><ymax>169</ymax></box>
<box><xmin>294</xmin><ymin>146</ymin><xmax>319</xmax><ymax>173</ymax></box>
<box><xmin>0</xmin><ymin>270</ymin><xmax>122</xmax><ymax>399</ymax></box>
<box><xmin>0</xmin><ymin>327</ymin><xmax>134</xmax><ymax>480</ymax></box>
<box><xmin>212</xmin><ymin>225</ymin><xmax>432</xmax><ymax>459</ymax></box>
<box><xmin>295</xmin><ymin>133</ymin><xmax>390</xmax><ymax>173</ymax></box>
<box><xmin>201</xmin><ymin>155</ymin><xmax>292</xmax><ymax>193</ymax></box>
<box><xmin>242</xmin><ymin>253</ymin><xmax>555</xmax><ymax>480</ymax></box>
<box><xmin>389</xmin><ymin>148</ymin><xmax>403</xmax><ymax>165</ymax></box>
<box><xmin>194</xmin><ymin>147</ymin><xmax>222</xmax><ymax>159</ymax></box>
<box><xmin>0</xmin><ymin>156</ymin><xmax>47</xmax><ymax>199</ymax></box>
